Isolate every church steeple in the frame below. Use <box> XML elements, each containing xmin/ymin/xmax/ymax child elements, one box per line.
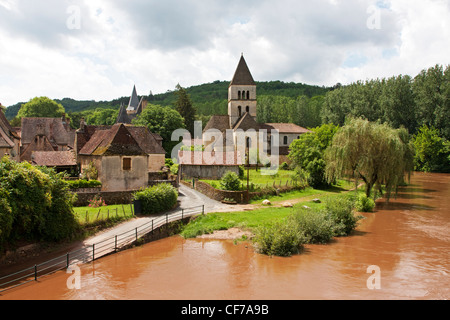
<box><xmin>127</xmin><ymin>85</ymin><xmax>140</xmax><ymax>111</ymax></box>
<box><xmin>228</xmin><ymin>54</ymin><xmax>257</xmax><ymax>128</ymax></box>
<box><xmin>230</xmin><ymin>54</ymin><xmax>256</xmax><ymax>86</ymax></box>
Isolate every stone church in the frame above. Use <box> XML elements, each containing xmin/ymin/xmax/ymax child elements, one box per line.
<box><xmin>202</xmin><ymin>54</ymin><xmax>311</xmax><ymax>164</ymax></box>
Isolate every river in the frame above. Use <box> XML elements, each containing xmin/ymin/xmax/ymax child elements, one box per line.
<box><xmin>1</xmin><ymin>172</ymin><xmax>449</xmax><ymax>300</ymax></box>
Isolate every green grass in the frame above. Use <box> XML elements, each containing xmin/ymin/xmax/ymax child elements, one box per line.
<box><xmin>180</xmin><ymin>180</ymin><xmax>364</xmax><ymax>239</ymax></box>
<box><xmin>200</xmin><ymin>169</ymin><xmax>297</xmax><ymax>191</ymax></box>
<box><xmin>73</xmin><ymin>204</ymin><xmax>135</xmax><ymax>224</ymax></box>
<box><xmin>180</xmin><ymin>198</ymin><xmax>330</xmax><ymax>239</ymax></box>
<box><xmin>249</xmin><ymin>179</ymin><xmax>356</xmax><ymax>204</ymax></box>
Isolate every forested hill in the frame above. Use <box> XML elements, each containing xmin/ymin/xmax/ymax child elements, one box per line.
<box><xmin>4</xmin><ymin>80</ymin><xmax>331</xmax><ymax>120</ymax></box>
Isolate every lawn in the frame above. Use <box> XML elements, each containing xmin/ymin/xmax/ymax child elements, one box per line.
<box><xmin>180</xmin><ymin>178</ymin><xmax>364</xmax><ymax>239</ymax></box>
<box><xmin>200</xmin><ymin>169</ymin><xmax>298</xmax><ymax>191</ymax></box>
<box><xmin>249</xmin><ymin>178</ymin><xmax>357</xmax><ymax>204</ymax></box>
<box><xmin>73</xmin><ymin>204</ymin><xmax>135</xmax><ymax>224</ymax></box>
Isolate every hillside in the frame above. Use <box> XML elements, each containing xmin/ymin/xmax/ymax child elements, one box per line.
<box><xmin>5</xmin><ymin>81</ymin><xmax>332</xmax><ymax>120</ymax></box>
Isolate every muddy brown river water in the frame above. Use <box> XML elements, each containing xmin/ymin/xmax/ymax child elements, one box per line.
<box><xmin>1</xmin><ymin>172</ymin><xmax>449</xmax><ymax>300</ymax></box>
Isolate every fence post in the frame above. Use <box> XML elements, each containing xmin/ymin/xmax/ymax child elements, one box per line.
<box><xmin>135</xmin><ymin>227</ymin><xmax>138</xmax><ymax>241</ymax></box>
<box><xmin>92</xmin><ymin>244</ymin><xmax>95</xmax><ymax>261</ymax></box>
<box><xmin>34</xmin><ymin>265</ymin><xmax>37</xmax><ymax>281</ymax></box>
<box><xmin>202</xmin><ymin>205</ymin><xmax>205</xmax><ymax>215</ymax></box>
<box><xmin>166</xmin><ymin>213</ymin><xmax>168</xmax><ymax>225</ymax></box>
<box><xmin>67</xmin><ymin>253</ymin><xmax>70</xmax><ymax>269</ymax></box>
<box><xmin>115</xmin><ymin>235</ymin><xmax>118</xmax><ymax>252</ymax></box>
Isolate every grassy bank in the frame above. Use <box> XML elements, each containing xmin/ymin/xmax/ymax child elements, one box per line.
<box><xmin>180</xmin><ymin>185</ymin><xmax>362</xmax><ymax>239</ymax></box>
<box><xmin>73</xmin><ymin>204</ymin><xmax>135</xmax><ymax>224</ymax></box>
<box><xmin>180</xmin><ymin>183</ymin><xmax>370</xmax><ymax>257</ymax></box>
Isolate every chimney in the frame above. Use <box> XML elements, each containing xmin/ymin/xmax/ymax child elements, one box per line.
<box><xmin>80</xmin><ymin>117</ymin><xmax>86</xmax><ymax>132</ymax></box>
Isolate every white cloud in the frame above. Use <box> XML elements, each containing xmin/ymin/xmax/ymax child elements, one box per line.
<box><xmin>0</xmin><ymin>0</ymin><xmax>449</xmax><ymax>107</ymax></box>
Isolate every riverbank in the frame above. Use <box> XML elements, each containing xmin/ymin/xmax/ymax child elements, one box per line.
<box><xmin>0</xmin><ymin>182</ymin><xmax>358</xmax><ymax>278</ymax></box>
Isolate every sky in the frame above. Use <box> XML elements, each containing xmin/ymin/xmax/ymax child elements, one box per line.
<box><xmin>0</xmin><ymin>0</ymin><xmax>449</xmax><ymax>107</ymax></box>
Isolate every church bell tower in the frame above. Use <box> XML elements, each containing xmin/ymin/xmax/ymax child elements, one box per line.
<box><xmin>228</xmin><ymin>54</ymin><xmax>257</xmax><ymax>128</ymax></box>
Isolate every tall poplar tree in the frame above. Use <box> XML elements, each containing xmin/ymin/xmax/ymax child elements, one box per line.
<box><xmin>174</xmin><ymin>84</ymin><xmax>197</xmax><ymax>135</ymax></box>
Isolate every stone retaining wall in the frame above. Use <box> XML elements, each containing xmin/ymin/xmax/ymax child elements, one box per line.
<box><xmin>181</xmin><ymin>179</ymin><xmax>305</xmax><ymax>204</ymax></box>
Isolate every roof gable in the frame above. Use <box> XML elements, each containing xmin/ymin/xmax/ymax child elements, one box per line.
<box><xmin>233</xmin><ymin>112</ymin><xmax>259</xmax><ymax>131</ymax></box>
<box><xmin>21</xmin><ymin>118</ymin><xmax>70</xmax><ymax>146</ymax></box>
<box><xmin>79</xmin><ymin>124</ymin><xmax>165</xmax><ymax>156</ymax></box>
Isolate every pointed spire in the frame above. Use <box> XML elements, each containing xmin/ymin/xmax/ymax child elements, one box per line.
<box><xmin>127</xmin><ymin>85</ymin><xmax>140</xmax><ymax>111</ymax></box>
<box><xmin>230</xmin><ymin>54</ymin><xmax>256</xmax><ymax>86</ymax></box>
<box><xmin>117</xmin><ymin>103</ymin><xmax>131</xmax><ymax>124</ymax></box>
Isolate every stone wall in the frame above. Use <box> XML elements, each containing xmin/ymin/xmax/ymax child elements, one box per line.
<box><xmin>181</xmin><ymin>179</ymin><xmax>249</xmax><ymax>204</ymax></box>
<box><xmin>180</xmin><ymin>164</ymin><xmax>240</xmax><ymax>180</ymax></box>
<box><xmin>181</xmin><ymin>179</ymin><xmax>305</xmax><ymax>205</ymax></box>
<box><xmin>73</xmin><ymin>190</ymin><xmax>136</xmax><ymax>207</ymax></box>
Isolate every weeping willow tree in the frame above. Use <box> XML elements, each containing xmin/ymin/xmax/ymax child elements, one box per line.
<box><xmin>325</xmin><ymin>118</ymin><xmax>414</xmax><ymax>200</ymax></box>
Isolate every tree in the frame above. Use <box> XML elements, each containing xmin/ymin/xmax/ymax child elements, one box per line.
<box><xmin>174</xmin><ymin>84</ymin><xmax>197</xmax><ymax>135</ymax></box>
<box><xmin>0</xmin><ymin>156</ymin><xmax>78</xmax><ymax>249</ymax></box>
<box><xmin>413</xmin><ymin>125</ymin><xmax>450</xmax><ymax>173</ymax></box>
<box><xmin>289</xmin><ymin>124</ymin><xmax>339</xmax><ymax>188</ymax></box>
<box><xmin>17</xmin><ymin>97</ymin><xmax>66</xmax><ymax>119</ymax></box>
<box><xmin>133</xmin><ymin>104</ymin><xmax>185</xmax><ymax>156</ymax></box>
<box><xmin>413</xmin><ymin>65</ymin><xmax>450</xmax><ymax>140</ymax></box>
<box><xmin>325</xmin><ymin>118</ymin><xmax>414</xmax><ymax>200</ymax></box>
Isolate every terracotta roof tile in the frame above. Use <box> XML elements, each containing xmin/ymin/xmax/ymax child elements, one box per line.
<box><xmin>263</xmin><ymin>123</ymin><xmax>311</xmax><ymax>134</ymax></box>
<box><xmin>32</xmin><ymin>151</ymin><xmax>77</xmax><ymax>167</ymax></box>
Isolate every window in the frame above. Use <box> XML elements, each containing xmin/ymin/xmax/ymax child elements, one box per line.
<box><xmin>123</xmin><ymin>157</ymin><xmax>132</xmax><ymax>171</ymax></box>
<box><xmin>246</xmin><ymin>106</ymin><xmax>250</xmax><ymax>113</ymax></box>
<box><xmin>284</xmin><ymin>136</ymin><xmax>288</xmax><ymax>145</ymax></box>
<box><xmin>238</xmin><ymin>106</ymin><xmax>242</xmax><ymax>117</ymax></box>
<box><xmin>238</xmin><ymin>91</ymin><xmax>241</xmax><ymax>100</ymax></box>
<box><xmin>247</xmin><ymin>91</ymin><xmax>250</xmax><ymax>100</ymax></box>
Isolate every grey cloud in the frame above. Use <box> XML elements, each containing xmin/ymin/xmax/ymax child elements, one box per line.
<box><xmin>107</xmin><ymin>0</ymin><xmax>261</xmax><ymax>51</ymax></box>
<box><xmin>0</xmin><ymin>0</ymin><xmax>100</xmax><ymax>48</ymax></box>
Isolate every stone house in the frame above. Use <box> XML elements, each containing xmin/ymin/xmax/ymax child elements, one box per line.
<box><xmin>178</xmin><ymin>150</ymin><xmax>243</xmax><ymax>180</ymax></box>
<box><xmin>75</xmin><ymin>121</ymin><xmax>166</xmax><ymax>192</ymax></box>
<box><xmin>0</xmin><ymin>108</ymin><xmax>21</xmax><ymax>162</ymax></box>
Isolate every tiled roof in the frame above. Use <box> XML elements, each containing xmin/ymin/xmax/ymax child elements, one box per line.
<box><xmin>32</xmin><ymin>151</ymin><xmax>77</xmax><ymax>167</ymax></box>
<box><xmin>79</xmin><ymin>124</ymin><xmax>165</xmax><ymax>156</ymax></box>
<box><xmin>0</xmin><ymin>110</ymin><xmax>16</xmax><ymax>148</ymax></box>
<box><xmin>21</xmin><ymin>118</ymin><xmax>73</xmax><ymax>146</ymax></box>
<box><xmin>233</xmin><ymin>112</ymin><xmax>260</xmax><ymax>131</ymax></box>
<box><xmin>263</xmin><ymin>123</ymin><xmax>311</xmax><ymax>134</ymax></box>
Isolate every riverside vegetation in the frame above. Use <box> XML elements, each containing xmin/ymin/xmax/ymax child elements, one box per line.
<box><xmin>181</xmin><ymin>187</ymin><xmax>373</xmax><ymax>257</ymax></box>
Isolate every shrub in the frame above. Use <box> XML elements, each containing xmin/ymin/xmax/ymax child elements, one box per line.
<box><xmin>170</xmin><ymin>164</ymin><xmax>179</xmax><ymax>175</ymax></box>
<box><xmin>324</xmin><ymin>195</ymin><xmax>360</xmax><ymax>236</ymax></box>
<box><xmin>280</xmin><ymin>162</ymin><xmax>290</xmax><ymax>170</ymax></box>
<box><xmin>291</xmin><ymin>208</ymin><xmax>335</xmax><ymax>244</ymax></box>
<box><xmin>238</xmin><ymin>166</ymin><xmax>245</xmax><ymax>179</ymax></box>
<box><xmin>0</xmin><ymin>189</ymin><xmax>13</xmax><ymax>251</ymax></box>
<box><xmin>253</xmin><ymin>221</ymin><xmax>306</xmax><ymax>257</ymax></box>
<box><xmin>355</xmin><ymin>193</ymin><xmax>376</xmax><ymax>212</ymax></box>
<box><xmin>133</xmin><ymin>183</ymin><xmax>178</xmax><ymax>215</ymax></box>
<box><xmin>220</xmin><ymin>171</ymin><xmax>242</xmax><ymax>191</ymax></box>
<box><xmin>0</xmin><ymin>157</ymin><xmax>79</xmax><ymax>246</ymax></box>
